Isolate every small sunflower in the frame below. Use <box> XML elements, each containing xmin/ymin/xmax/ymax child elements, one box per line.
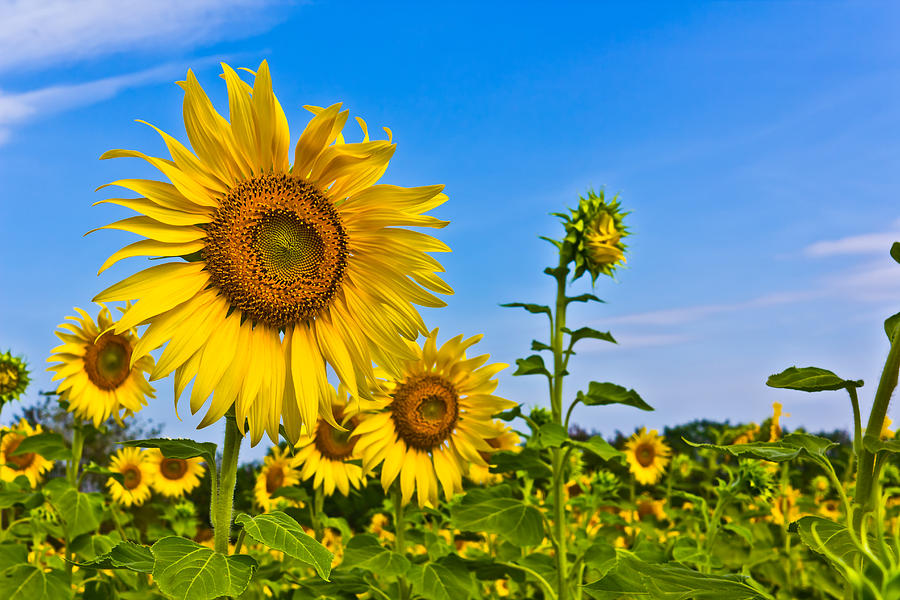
<box><xmin>294</xmin><ymin>393</ymin><xmax>364</xmax><ymax>496</ymax></box>
<box><xmin>146</xmin><ymin>449</ymin><xmax>205</xmax><ymax>498</ymax></box>
<box><xmin>624</xmin><ymin>427</ymin><xmax>671</xmax><ymax>486</ymax></box>
<box><xmin>0</xmin><ymin>350</ymin><xmax>30</xmax><ymax>407</ymax></box>
<box><xmin>254</xmin><ymin>446</ymin><xmax>302</xmax><ymax>512</ymax></box>
<box><xmin>467</xmin><ymin>421</ymin><xmax>521</xmax><ymax>485</ymax></box>
<box><xmin>558</xmin><ymin>188</ymin><xmax>629</xmax><ymax>283</ymax></box>
<box><xmin>92</xmin><ymin>60</ymin><xmax>452</xmax><ymax>445</ymax></box>
<box><xmin>770</xmin><ymin>485</ymin><xmax>802</xmax><ymax>526</ymax></box>
<box><xmin>107</xmin><ymin>446</ymin><xmax>154</xmax><ymax>506</ymax></box>
<box><xmin>47</xmin><ymin>305</ymin><xmax>155</xmax><ymax>427</ymax></box>
<box><xmin>354</xmin><ymin>329</ymin><xmax>515</xmax><ymax>507</ymax></box>
<box><xmin>769</xmin><ymin>402</ymin><xmax>790</xmax><ymax>441</ymax></box>
<box><xmin>0</xmin><ymin>420</ymin><xmax>53</xmax><ymax>487</ymax></box>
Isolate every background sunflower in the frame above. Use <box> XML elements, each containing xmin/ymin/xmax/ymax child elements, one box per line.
<box><xmin>294</xmin><ymin>393</ymin><xmax>364</xmax><ymax>497</ymax></box>
<box><xmin>146</xmin><ymin>448</ymin><xmax>205</xmax><ymax>498</ymax></box>
<box><xmin>107</xmin><ymin>446</ymin><xmax>154</xmax><ymax>506</ymax></box>
<box><xmin>0</xmin><ymin>420</ymin><xmax>53</xmax><ymax>487</ymax></box>
<box><xmin>624</xmin><ymin>427</ymin><xmax>671</xmax><ymax>485</ymax></box>
<box><xmin>254</xmin><ymin>446</ymin><xmax>302</xmax><ymax>512</ymax></box>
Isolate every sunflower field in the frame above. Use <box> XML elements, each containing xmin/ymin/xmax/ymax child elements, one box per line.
<box><xmin>2</xmin><ymin>60</ymin><xmax>900</xmax><ymax>600</ymax></box>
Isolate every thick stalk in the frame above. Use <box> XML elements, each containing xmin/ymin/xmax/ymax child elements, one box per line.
<box><xmin>313</xmin><ymin>486</ymin><xmax>324</xmax><ymax>540</ymax></box>
<box><xmin>393</xmin><ymin>486</ymin><xmax>410</xmax><ymax>600</ymax></box>
<box><xmin>68</xmin><ymin>426</ymin><xmax>84</xmax><ymax>489</ymax></box>
<box><xmin>214</xmin><ymin>412</ymin><xmax>242</xmax><ymax>554</ymax></box>
<box><xmin>550</xmin><ymin>265</ymin><xmax>570</xmax><ymax>600</ymax></box>
<box><xmin>855</xmin><ymin>333</ymin><xmax>900</xmax><ymax>517</ymax></box>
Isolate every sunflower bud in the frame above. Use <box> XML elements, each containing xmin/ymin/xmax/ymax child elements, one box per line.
<box><xmin>559</xmin><ymin>189</ymin><xmax>629</xmax><ymax>283</ymax></box>
<box><xmin>0</xmin><ymin>350</ymin><xmax>30</xmax><ymax>408</ymax></box>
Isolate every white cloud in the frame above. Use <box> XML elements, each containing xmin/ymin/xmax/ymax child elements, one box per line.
<box><xmin>804</xmin><ymin>231</ymin><xmax>900</xmax><ymax>257</ymax></box>
<box><xmin>0</xmin><ymin>0</ymin><xmax>291</xmax><ymax>73</ymax></box>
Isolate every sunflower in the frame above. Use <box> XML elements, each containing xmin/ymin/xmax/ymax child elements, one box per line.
<box><xmin>46</xmin><ymin>305</ymin><xmax>155</xmax><ymax>427</ymax></box>
<box><xmin>624</xmin><ymin>428</ymin><xmax>671</xmax><ymax>486</ymax></box>
<box><xmin>107</xmin><ymin>446</ymin><xmax>154</xmax><ymax>506</ymax></box>
<box><xmin>467</xmin><ymin>421</ymin><xmax>521</xmax><ymax>485</ymax></box>
<box><xmin>294</xmin><ymin>392</ymin><xmax>364</xmax><ymax>496</ymax></box>
<box><xmin>353</xmin><ymin>329</ymin><xmax>514</xmax><ymax>507</ymax></box>
<box><xmin>146</xmin><ymin>449</ymin><xmax>205</xmax><ymax>498</ymax></box>
<box><xmin>0</xmin><ymin>350</ymin><xmax>30</xmax><ymax>407</ymax></box>
<box><xmin>91</xmin><ymin>60</ymin><xmax>452</xmax><ymax>445</ymax></box>
<box><xmin>0</xmin><ymin>420</ymin><xmax>53</xmax><ymax>487</ymax></box>
<box><xmin>560</xmin><ymin>189</ymin><xmax>629</xmax><ymax>282</ymax></box>
<box><xmin>254</xmin><ymin>446</ymin><xmax>302</xmax><ymax>512</ymax></box>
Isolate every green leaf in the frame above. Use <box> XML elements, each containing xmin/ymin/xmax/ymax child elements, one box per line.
<box><xmin>530</xmin><ymin>340</ymin><xmax>553</xmax><ymax>352</ymax></box>
<box><xmin>565</xmin><ymin>327</ymin><xmax>617</xmax><ymax>346</ymax></box>
<box><xmin>683</xmin><ymin>439</ymin><xmax>802</xmax><ymax>462</ymax></box>
<box><xmin>234</xmin><ymin>511</ymin><xmax>332</xmax><ymax>580</ymax></box>
<box><xmin>499</xmin><ymin>303</ymin><xmax>552</xmax><ymax>319</ymax></box>
<box><xmin>565</xmin><ymin>293</ymin><xmax>605</xmax><ymax>305</ymax></box>
<box><xmin>9</xmin><ymin>433</ymin><xmax>71</xmax><ymax>462</ymax></box>
<box><xmin>891</xmin><ymin>242</ymin><xmax>900</xmax><ymax>264</ymax></box>
<box><xmin>566</xmin><ymin>436</ymin><xmax>624</xmax><ymax>462</ymax></box>
<box><xmin>407</xmin><ymin>556</ymin><xmax>477</xmax><ymax>600</ymax></box>
<box><xmin>75</xmin><ymin>541</ymin><xmax>154</xmax><ymax>573</ymax></box>
<box><xmin>794</xmin><ymin>516</ymin><xmax>867</xmax><ymax>572</ymax></box>
<box><xmin>863</xmin><ymin>434</ymin><xmax>900</xmax><ymax>454</ymax></box>
<box><xmin>535</xmin><ymin>423</ymin><xmax>567</xmax><ymax>448</ymax></box>
<box><xmin>0</xmin><ymin>565</ymin><xmax>72</xmax><ymax>599</ymax></box>
<box><xmin>120</xmin><ymin>439</ymin><xmax>215</xmax><ymax>470</ymax></box>
<box><xmin>341</xmin><ymin>535</ymin><xmax>410</xmax><ymax>577</ymax></box>
<box><xmin>494</xmin><ymin>405</ymin><xmax>522</xmax><ymax>422</ymax></box>
<box><xmin>780</xmin><ymin>432</ymin><xmax>839</xmax><ymax>458</ymax></box>
<box><xmin>54</xmin><ymin>489</ymin><xmax>102</xmax><ymax>538</ymax></box>
<box><xmin>0</xmin><ymin>489</ymin><xmax>42</xmax><ymax>509</ymax></box>
<box><xmin>451</xmin><ymin>492</ymin><xmax>543</xmax><ymax>547</ymax></box>
<box><xmin>488</xmin><ymin>448</ymin><xmax>551</xmax><ymax>479</ymax></box>
<box><xmin>0</xmin><ymin>544</ymin><xmax>26</xmax><ymax>572</ymax></box>
<box><xmin>583</xmin><ymin>541</ymin><xmax>617</xmax><ymax>581</ymax></box>
<box><xmin>511</xmin><ymin>355</ymin><xmax>551</xmax><ymax>378</ymax></box>
<box><xmin>766</xmin><ymin>366</ymin><xmax>862</xmax><ymax>392</ymax></box>
<box><xmin>577</xmin><ymin>381</ymin><xmax>653</xmax><ymax>411</ymax></box>
<box><xmin>150</xmin><ymin>536</ymin><xmax>256</xmax><ymax>600</ymax></box>
<box><xmin>270</xmin><ymin>486</ymin><xmax>310</xmax><ymax>504</ymax></box>
<box><xmin>886</xmin><ymin>311</ymin><xmax>900</xmax><ymax>341</ymax></box>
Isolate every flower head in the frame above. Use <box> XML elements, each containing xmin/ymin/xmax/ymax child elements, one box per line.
<box><xmin>107</xmin><ymin>446</ymin><xmax>154</xmax><ymax>506</ymax></box>
<box><xmin>0</xmin><ymin>420</ymin><xmax>53</xmax><ymax>487</ymax></box>
<box><xmin>0</xmin><ymin>350</ymin><xmax>30</xmax><ymax>408</ymax></box>
<box><xmin>624</xmin><ymin>427</ymin><xmax>671</xmax><ymax>485</ymax></box>
<box><xmin>92</xmin><ymin>60</ymin><xmax>452</xmax><ymax>445</ymax></box>
<box><xmin>147</xmin><ymin>449</ymin><xmax>206</xmax><ymax>498</ymax></box>
<box><xmin>47</xmin><ymin>305</ymin><xmax>155</xmax><ymax>427</ymax></box>
<box><xmin>558</xmin><ymin>189</ymin><xmax>628</xmax><ymax>283</ymax></box>
<box><xmin>254</xmin><ymin>446</ymin><xmax>302</xmax><ymax>512</ymax></box>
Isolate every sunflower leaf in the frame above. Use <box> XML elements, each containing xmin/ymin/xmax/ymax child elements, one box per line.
<box><xmin>75</xmin><ymin>541</ymin><xmax>154</xmax><ymax>573</ymax></box>
<box><xmin>564</xmin><ymin>327</ymin><xmax>617</xmax><ymax>347</ymax></box>
<box><xmin>565</xmin><ymin>436</ymin><xmax>624</xmax><ymax>462</ymax></box>
<box><xmin>535</xmin><ymin>423</ymin><xmax>567</xmax><ymax>448</ymax></box>
<box><xmin>578</xmin><ymin>382</ymin><xmax>653</xmax><ymax>411</ymax></box>
<box><xmin>451</xmin><ymin>490</ymin><xmax>543</xmax><ymax>547</ymax></box>
<box><xmin>53</xmin><ymin>488</ymin><xmax>103</xmax><ymax>539</ymax></box>
<box><xmin>0</xmin><ymin>565</ymin><xmax>73</xmax><ymax>600</ymax></box>
<box><xmin>150</xmin><ymin>536</ymin><xmax>256</xmax><ymax>600</ymax></box>
<box><xmin>341</xmin><ymin>534</ymin><xmax>410</xmax><ymax>577</ymax></box>
<box><xmin>500</xmin><ymin>302</ymin><xmax>552</xmax><ymax>320</ymax></box>
<box><xmin>531</xmin><ymin>340</ymin><xmax>553</xmax><ymax>352</ymax></box>
<box><xmin>891</xmin><ymin>241</ymin><xmax>900</xmax><ymax>264</ymax></box>
<box><xmin>234</xmin><ymin>511</ymin><xmax>332</xmax><ymax>580</ymax></box>
<box><xmin>512</xmin><ymin>355</ymin><xmax>551</xmax><ymax>378</ymax></box>
<box><xmin>488</xmin><ymin>448</ymin><xmax>552</xmax><ymax>479</ymax></box>
<box><xmin>8</xmin><ymin>433</ymin><xmax>72</xmax><ymax>462</ymax></box>
<box><xmin>862</xmin><ymin>434</ymin><xmax>900</xmax><ymax>454</ymax></box>
<box><xmin>766</xmin><ymin>366</ymin><xmax>862</xmax><ymax>392</ymax></box>
<box><xmin>886</xmin><ymin>311</ymin><xmax>900</xmax><ymax>341</ymax></box>
<box><xmin>683</xmin><ymin>433</ymin><xmax>837</xmax><ymax>466</ymax></box>
<box><xmin>120</xmin><ymin>438</ymin><xmax>216</xmax><ymax>471</ymax></box>
<box><xmin>565</xmin><ymin>293</ymin><xmax>605</xmax><ymax>305</ymax></box>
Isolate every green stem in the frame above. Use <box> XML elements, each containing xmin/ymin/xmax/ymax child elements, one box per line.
<box><xmin>313</xmin><ymin>485</ymin><xmax>324</xmax><ymax>541</ymax></box>
<box><xmin>499</xmin><ymin>561</ymin><xmax>558</xmax><ymax>600</ymax></box>
<box><xmin>550</xmin><ymin>263</ymin><xmax>570</xmax><ymax>600</ymax></box>
<box><xmin>214</xmin><ymin>411</ymin><xmax>242</xmax><ymax>555</ymax></box>
<box><xmin>855</xmin><ymin>332</ymin><xmax>900</xmax><ymax>519</ymax></box>
<box><xmin>847</xmin><ymin>386</ymin><xmax>863</xmax><ymax>459</ymax></box>
<box><xmin>393</xmin><ymin>486</ymin><xmax>410</xmax><ymax>600</ymax></box>
<box><xmin>68</xmin><ymin>426</ymin><xmax>85</xmax><ymax>489</ymax></box>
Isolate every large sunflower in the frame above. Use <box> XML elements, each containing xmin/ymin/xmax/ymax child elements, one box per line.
<box><xmin>624</xmin><ymin>428</ymin><xmax>671</xmax><ymax>486</ymax></box>
<box><xmin>146</xmin><ymin>449</ymin><xmax>205</xmax><ymax>498</ymax></box>
<box><xmin>0</xmin><ymin>420</ymin><xmax>53</xmax><ymax>487</ymax></box>
<box><xmin>107</xmin><ymin>446</ymin><xmax>154</xmax><ymax>506</ymax></box>
<box><xmin>254</xmin><ymin>445</ymin><xmax>302</xmax><ymax>512</ymax></box>
<box><xmin>91</xmin><ymin>61</ymin><xmax>452</xmax><ymax>445</ymax></box>
<box><xmin>294</xmin><ymin>390</ymin><xmax>364</xmax><ymax>496</ymax></box>
<box><xmin>353</xmin><ymin>329</ymin><xmax>514</xmax><ymax>507</ymax></box>
<box><xmin>46</xmin><ymin>305</ymin><xmax>155</xmax><ymax>426</ymax></box>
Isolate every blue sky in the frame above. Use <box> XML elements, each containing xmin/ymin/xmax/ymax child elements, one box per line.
<box><xmin>2</xmin><ymin>1</ymin><xmax>900</xmax><ymax>462</ymax></box>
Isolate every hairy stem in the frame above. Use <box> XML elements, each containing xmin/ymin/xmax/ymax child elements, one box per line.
<box><xmin>214</xmin><ymin>411</ymin><xmax>242</xmax><ymax>554</ymax></box>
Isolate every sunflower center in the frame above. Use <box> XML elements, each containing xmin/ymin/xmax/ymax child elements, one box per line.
<box><xmin>636</xmin><ymin>443</ymin><xmax>656</xmax><ymax>467</ymax></box>
<box><xmin>161</xmin><ymin>458</ymin><xmax>189</xmax><ymax>480</ymax></box>
<box><xmin>83</xmin><ymin>333</ymin><xmax>132</xmax><ymax>390</ymax></box>
<box><xmin>315</xmin><ymin>416</ymin><xmax>358</xmax><ymax>461</ymax></box>
<box><xmin>122</xmin><ymin>465</ymin><xmax>142</xmax><ymax>490</ymax></box>
<box><xmin>4</xmin><ymin>436</ymin><xmax>34</xmax><ymax>470</ymax></box>
<box><xmin>390</xmin><ymin>374</ymin><xmax>459</xmax><ymax>451</ymax></box>
<box><xmin>204</xmin><ymin>174</ymin><xmax>348</xmax><ymax>329</ymax></box>
<box><xmin>266</xmin><ymin>467</ymin><xmax>285</xmax><ymax>494</ymax></box>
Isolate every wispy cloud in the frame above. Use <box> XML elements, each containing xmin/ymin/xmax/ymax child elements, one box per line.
<box><xmin>804</xmin><ymin>229</ymin><xmax>900</xmax><ymax>257</ymax></box>
<box><xmin>0</xmin><ymin>0</ymin><xmax>291</xmax><ymax>73</ymax></box>
<box><xmin>0</xmin><ymin>59</ymin><xmax>220</xmax><ymax>145</ymax></box>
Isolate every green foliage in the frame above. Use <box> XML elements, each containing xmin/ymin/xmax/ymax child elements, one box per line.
<box><xmin>235</xmin><ymin>511</ymin><xmax>333</xmax><ymax>580</ymax></box>
<box><xmin>341</xmin><ymin>535</ymin><xmax>409</xmax><ymax>577</ymax></box>
<box><xmin>150</xmin><ymin>536</ymin><xmax>257</xmax><ymax>600</ymax></box>
<box><xmin>577</xmin><ymin>381</ymin><xmax>653</xmax><ymax>411</ymax></box>
<box><xmin>451</xmin><ymin>487</ymin><xmax>543</xmax><ymax>547</ymax></box>
<box><xmin>120</xmin><ymin>438</ymin><xmax>216</xmax><ymax>472</ymax></box>
<box><xmin>766</xmin><ymin>366</ymin><xmax>862</xmax><ymax>392</ymax></box>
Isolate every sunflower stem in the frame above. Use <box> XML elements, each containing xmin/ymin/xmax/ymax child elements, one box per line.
<box><xmin>67</xmin><ymin>425</ymin><xmax>85</xmax><ymax>489</ymax></box>
<box><xmin>214</xmin><ymin>410</ymin><xmax>242</xmax><ymax>555</ymax></box>
<box><xmin>392</xmin><ymin>486</ymin><xmax>410</xmax><ymax>600</ymax></box>
<box><xmin>313</xmin><ymin>485</ymin><xmax>324</xmax><ymax>541</ymax></box>
<box><xmin>550</xmin><ymin>261</ymin><xmax>570</xmax><ymax>600</ymax></box>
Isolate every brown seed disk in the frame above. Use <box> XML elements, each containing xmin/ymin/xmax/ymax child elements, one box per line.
<box><xmin>635</xmin><ymin>442</ymin><xmax>656</xmax><ymax>467</ymax></box>
<box><xmin>315</xmin><ymin>411</ymin><xmax>358</xmax><ymax>460</ymax></box>
<box><xmin>161</xmin><ymin>458</ymin><xmax>189</xmax><ymax>480</ymax></box>
<box><xmin>266</xmin><ymin>467</ymin><xmax>285</xmax><ymax>494</ymax></box>
<box><xmin>122</xmin><ymin>465</ymin><xmax>142</xmax><ymax>490</ymax></box>
<box><xmin>4</xmin><ymin>436</ymin><xmax>35</xmax><ymax>470</ymax></box>
<box><xmin>83</xmin><ymin>333</ymin><xmax>132</xmax><ymax>390</ymax></box>
<box><xmin>390</xmin><ymin>374</ymin><xmax>460</xmax><ymax>451</ymax></box>
<box><xmin>203</xmin><ymin>173</ymin><xmax>349</xmax><ymax>329</ymax></box>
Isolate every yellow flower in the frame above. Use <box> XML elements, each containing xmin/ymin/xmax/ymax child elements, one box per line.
<box><xmin>0</xmin><ymin>350</ymin><xmax>30</xmax><ymax>406</ymax></box>
<box><xmin>882</xmin><ymin>416</ymin><xmax>894</xmax><ymax>439</ymax></box>
<box><xmin>354</xmin><ymin>329</ymin><xmax>514</xmax><ymax>507</ymax></box>
<box><xmin>294</xmin><ymin>392</ymin><xmax>364</xmax><ymax>496</ymax></box>
<box><xmin>91</xmin><ymin>60</ymin><xmax>452</xmax><ymax>445</ymax></box>
<box><xmin>254</xmin><ymin>446</ymin><xmax>301</xmax><ymax>512</ymax></box>
<box><xmin>770</xmin><ymin>485</ymin><xmax>802</xmax><ymax>526</ymax></box>
<box><xmin>146</xmin><ymin>449</ymin><xmax>205</xmax><ymax>498</ymax></box>
<box><xmin>368</xmin><ymin>513</ymin><xmax>395</xmax><ymax>543</ymax></box>
<box><xmin>561</xmin><ymin>189</ymin><xmax>629</xmax><ymax>282</ymax></box>
<box><xmin>769</xmin><ymin>402</ymin><xmax>790</xmax><ymax>441</ymax></box>
<box><xmin>0</xmin><ymin>420</ymin><xmax>53</xmax><ymax>487</ymax></box>
<box><xmin>818</xmin><ymin>499</ymin><xmax>840</xmax><ymax>521</ymax></box>
<box><xmin>107</xmin><ymin>447</ymin><xmax>154</xmax><ymax>506</ymax></box>
<box><xmin>731</xmin><ymin>423</ymin><xmax>760</xmax><ymax>445</ymax></box>
<box><xmin>624</xmin><ymin>428</ymin><xmax>671</xmax><ymax>485</ymax></box>
<box><xmin>47</xmin><ymin>305</ymin><xmax>155</xmax><ymax>427</ymax></box>
<box><xmin>467</xmin><ymin>421</ymin><xmax>521</xmax><ymax>485</ymax></box>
